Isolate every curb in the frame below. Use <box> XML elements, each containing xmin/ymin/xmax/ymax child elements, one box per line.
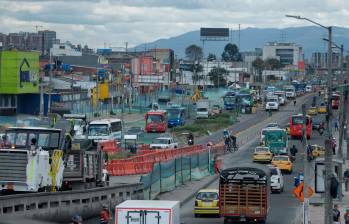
<box><xmin>179</xmin><ymin>174</ymin><xmax>219</xmax><ymax>207</ymax></box>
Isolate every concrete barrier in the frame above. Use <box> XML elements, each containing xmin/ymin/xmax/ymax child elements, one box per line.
<box><xmin>0</xmin><ymin>183</ymin><xmax>143</xmax><ymax>222</ymax></box>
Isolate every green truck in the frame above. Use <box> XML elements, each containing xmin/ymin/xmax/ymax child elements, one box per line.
<box><xmin>263</xmin><ymin>128</ymin><xmax>288</xmax><ymax>155</ymax></box>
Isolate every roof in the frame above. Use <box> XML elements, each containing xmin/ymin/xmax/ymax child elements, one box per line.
<box><xmin>156</xmin><ymin>137</ymin><xmax>172</xmax><ymax>140</ymax></box>
<box><xmin>60</xmin><ymin>54</ymin><xmax>100</xmax><ymax>68</ymax></box>
<box><xmin>146</xmin><ymin>110</ymin><xmax>166</xmax><ymax>115</ymax></box>
<box><xmin>6</xmin><ymin>127</ymin><xmax>61</xmax><ymax>132</ymax></box>
<box><xmin>198</xmin><ymin>189</ymin><xmax>219</xmax><ymax>193</ymax></box>
<box><xmin>89</xmin><ymin>118</ymin><xmax>121</xmax><ymax>124</ymax></box>
<box><xmin>116</xmin><ymin>200</ymin><xmax>179</xmax><ymax>209</ymax></box>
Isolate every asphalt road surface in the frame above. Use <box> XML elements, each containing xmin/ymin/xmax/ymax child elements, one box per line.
<box><xmin>180</xmin><ymin>95</ymin><xmax>316</xmax><ymax>224</ymax></box>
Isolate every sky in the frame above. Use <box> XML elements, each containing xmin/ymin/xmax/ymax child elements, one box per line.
<box><xmin>1</xmin><ymin>0</ymin><xmax>349</xmax><ymax>49</ymax></box>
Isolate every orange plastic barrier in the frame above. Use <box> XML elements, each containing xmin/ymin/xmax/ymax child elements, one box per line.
<box><xmin>98</xmin><ymin>140</ymin><xmax>119</xmax><ymax>153</ymax></box>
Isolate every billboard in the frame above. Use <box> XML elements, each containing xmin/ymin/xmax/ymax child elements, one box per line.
<box><xmin>0</xmin><ymin>51</ymin><xmax>39</xmax><ymax>94</ymax></box>
<box><xmin>200</xmin><ymin>28</ymin><xmax>229</xmax><ymax>41</ymax></box>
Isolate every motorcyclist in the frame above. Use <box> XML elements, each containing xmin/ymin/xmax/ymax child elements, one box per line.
<box><xmin>318</xmin><ymin>122</ymin><xmax>325</xmax><ymax>135</ymax></box>
<box><xmin>187</xmin><ymin>133</ymin><xmax>194</xmax><ymax>145</ymax></box>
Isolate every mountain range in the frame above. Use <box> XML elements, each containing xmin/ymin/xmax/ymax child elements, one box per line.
<box><xmin>134</xmin><ymin>26</ymin><xmax>349</xmax><ymax>59</ymax></box>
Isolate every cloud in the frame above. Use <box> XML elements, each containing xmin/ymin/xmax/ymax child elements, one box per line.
<box><xmin>0</xmin><ymin>0</ymin><xmax>349</xmax><ymax>48</ymax></box>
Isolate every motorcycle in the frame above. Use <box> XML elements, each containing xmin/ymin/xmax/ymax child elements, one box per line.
<box><xmin>188</xmin><ymin>138</ymin><xmax>194</xmax><ymax>145</ymax></box>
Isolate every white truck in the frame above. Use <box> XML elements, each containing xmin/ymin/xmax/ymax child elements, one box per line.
<box><xmin>284</xmin><ymin>85</ymin><xmax>296</xmax><ymax>99</ymax></box>
<box><xmin>196</xmin><ymin>99</ymin><xmax>211</xmax><ymax>119</ymax></box>
<box><xmin>265</xmin><ymin>95</ymin><xmax>279</xmax><ymax>111</ymax></box>
<box><xmin>115</xmin><ymin>200</ymin><xmax>180</xmax><ymax>224</ymax></box>
<box><xmin>274</xmin><ymin>91</ymin><xmax>286</xmax><ymax>105</ymax></box>
<box><xmin>150</xmin><ymin>137</ymin><xmax>178</xmax><ymax>149</ymax></box>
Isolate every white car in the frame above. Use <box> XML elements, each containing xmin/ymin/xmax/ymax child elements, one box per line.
<box><xmin>150</xmin><ymin>137</ymin><xmax>178</xmax><ymax>149</ymax></box>
<box><xmin>265</xmin><ymin>101</ymin><xmax>279</xmax><ymax>110</ymax></box>
<box><xmin>268</xmin><ymin>166</ymin><xmax>284</xmax><ymax>193</ymax></box>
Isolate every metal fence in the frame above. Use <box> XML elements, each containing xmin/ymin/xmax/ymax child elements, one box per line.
<box><xmin>141</xmin><ymin>151</ymin><xmax>210</xmax><ymax>200</ymax></box>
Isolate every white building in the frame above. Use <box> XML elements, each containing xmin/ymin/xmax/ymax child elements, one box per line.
<box><xmin>262</xmin><ymin>42</ymin><xmax>302</xmax><ymax>67</ymax></box>
<box><xmin>50</xmin><ymin>43</ymin><xmax>82</xmax><ymax>56</ymax></box>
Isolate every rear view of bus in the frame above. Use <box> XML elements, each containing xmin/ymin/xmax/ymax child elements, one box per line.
<box><xmin>290</xmin><ymin>114</ymin><xmax>312</xmax><ymax>139</ymax></box>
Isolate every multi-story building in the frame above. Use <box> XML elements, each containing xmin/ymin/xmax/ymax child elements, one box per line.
<box><xmin>0</xmin><ymin>33</ymin><xmax>7</xmax><ymax>49</ymax></box>
<box><xmin>26</xmin><ymin>32</ymin><xmax>43</xmax><ymax>51</ymax></box>
<box><xmin>311</xmin><ymin>52</ymin><xmax>341</xmax><ymax>69</ymax></box>
<box><xmin>39</xmin><ymin>30</ymin><xmax>57</xmax><ymax>54</ymax></box>
<box><xmin>262</xmin><ymin>42</ymin><xmax>303</xmax><ymax>67</ymax></box>
<box><xmin>7</xmin><ymin>32</ymin><xmax>26</xmax><ymax>50</ymax></box>
<box><xmin>50</xmin><ymin>43</ymin><xmax>82</xmax><ymax>56</ymax></box>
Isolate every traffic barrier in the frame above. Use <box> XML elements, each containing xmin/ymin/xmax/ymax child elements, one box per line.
<box><xmin>98</xmin><ymin>140</ymin><xmax>119</xmax><ymax>153</ymax></box>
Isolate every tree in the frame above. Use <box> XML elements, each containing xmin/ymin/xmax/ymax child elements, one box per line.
<box><xmin>185</xmin><ymin>44</ymin><xmax>203</xmax><ymax>61</ymax></box>
<box><xmin>264</xmin><ymin>58</ymin><xmax>282</xmax><ymax>70</ymax></box>
<box><xmin>208</xmin><ymin>67</ymin><xmax>229</xmax><ymax>87</ymax></box>
<box><xmin>207</xmin><ymin>53</ymin><xmax>217</xmax><ymax>61</ymax></box>
<box><xmin>222</xmin><ymin>43</ymin><xmax>242</xmax><ymax>62</ymax></box>
<box><xmin>252</xmin><ymin>58</ymin><xmax>265</xmax><ymax>83</ymax></box>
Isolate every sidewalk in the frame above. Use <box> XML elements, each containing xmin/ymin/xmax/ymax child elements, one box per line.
<box><xmin>309</xmin><ymin>128</ymin><xmax>349</xmax><ymax>224</ymax></box>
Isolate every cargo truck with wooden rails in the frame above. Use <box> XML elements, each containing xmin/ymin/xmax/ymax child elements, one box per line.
<box><xmin>219</xmin><ymin>166</ymin><xmax>270</xmax><ymax>224</ymax></box>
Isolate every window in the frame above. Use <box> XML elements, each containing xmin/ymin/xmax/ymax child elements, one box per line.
<box><xmin>111</xmin><ymin>121</ymin><xmax>122</xmax><ymax>132</ymax></box>
<box><xmin>50</xmin><ymin>132</ymin><xmax>60</xmax><ymax>148</ymax></box>
<box><xmin>16</xmin><ymin>133</ymin><xmax>28</xmax><ymax>147</ymax></box>
<box><xmin>270</xmin><ymin>168</ymin><xmax>278</xmax><ymax>175</ymax></box>
<box><xmin>38</xmin><ymin>133</ymin><xmax>49</xmax><ymax>147</ymax></box>
<box><xmin>88</xmin><ymin>124</ymin><xmax>109</xmax><ymax>136</ymax></box>
<box><xmin>196</xmin><ymin>192</ymin><xmax>218</xmax><ymax>200</ymax></box>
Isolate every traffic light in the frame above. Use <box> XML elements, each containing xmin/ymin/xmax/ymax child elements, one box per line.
<box><xmin>330</xmin><ymin>176</ymin><xmax>339</xmax><ymax>198</ymax></box>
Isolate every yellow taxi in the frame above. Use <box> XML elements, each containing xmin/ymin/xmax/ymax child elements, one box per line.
<box><xmin>312</xmin><ymin>144</ymin><xmax>325</xmax><ymax>158</ymax></box>
<box><xmin>194</xmin><ymin>189</ymin><xmax>219</xmax><ymax>217</ymax></box>
<box><xmin>253</xmin><ymin>146</ymin><xmax>273</xmax><ymax>163</ymax></box>
<box><xmin>271</xmin><ymin>155</ymin><xmax>293</xmax><ymax>173</ymax></box>
<box><xmin>318</xmin><ymin>103</ymin><xmax>327</xmax><ymax>114</ymax></box>
<box><xmin>307</xmin><ymin>106</ymin><xmax>318</xmax><ymax>115</ymax></box>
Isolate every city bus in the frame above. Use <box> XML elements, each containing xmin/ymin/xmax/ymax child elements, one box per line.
<box><xmin>290</xmin><ymin>114</ymin><xmax>312</xmax><ymax>139</ymax></box>
<box><xmin>331</xmin><ymin>93</ymin><xmax>340</xmax><ymax>110</ymax></box>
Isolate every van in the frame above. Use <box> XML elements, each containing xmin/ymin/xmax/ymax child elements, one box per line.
<box><xmin>87</xmin><ymin>118</ymin><xmax>122</xmax><ymax>143</ymax></box>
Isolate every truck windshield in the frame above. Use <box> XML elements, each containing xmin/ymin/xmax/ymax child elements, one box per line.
<box><xmin>167</xmin><ymin>110</ymin><xmax>180</xmax><ymax>119</ymax></box>
<box><xmin>88</xmin><ymin>124</ymin><xmax>109</xmax><ymax>136</ymax></box>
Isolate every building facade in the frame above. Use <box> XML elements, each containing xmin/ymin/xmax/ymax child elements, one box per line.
<box><xmin>311</xmin><ymin>52</ymin><xmax>341</xmax><ymax>69</ymax></box>
<box><xmin>50</xmin><ymin>43</ymin><xmax>82</xmax><ymax>56</ymax></box>
<box><xmin>262</xmin><ymin>42</ymin><xmax>303</xmax><ymax>67</ymax></box>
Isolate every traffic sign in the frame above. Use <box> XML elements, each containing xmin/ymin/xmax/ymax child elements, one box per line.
<box><xmin>293</xmin><ymin>182</ymin><xmax>314</xmax><ymax>202</ymax></box>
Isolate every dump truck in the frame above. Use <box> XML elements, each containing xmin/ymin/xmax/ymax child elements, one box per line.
<box><xmin>219</xmin><ymin>166</ymin><xmax>270</xmax><ymax>224</ymax></box>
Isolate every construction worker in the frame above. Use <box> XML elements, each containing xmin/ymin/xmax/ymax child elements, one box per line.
<box><xmin>100</xmin><ymin>204</ymin><xmax>111</xmax><ymax>224</ymax></box>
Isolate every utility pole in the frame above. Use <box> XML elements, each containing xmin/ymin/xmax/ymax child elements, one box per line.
<box><xmin>324</xmin><ymin>26</ymin><xmax>333</xmax><ymax>224</ymax></box>
<box><xmin>302</xmin><ymin>104</ymin><xmax>309</xmax><ymax>224</ymax></box>
<box><xmin>338</xmin><ymin>45</ymin><xmax>345</xmax><ymax>158</ymax></box>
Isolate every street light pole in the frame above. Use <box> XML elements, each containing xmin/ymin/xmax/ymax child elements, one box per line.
<box><xmin>286</xmin><ymin>15</ymin><xmax>334</xmax><ymax>224</ymax></box>
<box><xmin>324</xmin><ymin>26</ymin><xmax>333</xmax><ymax>224</ymax></box>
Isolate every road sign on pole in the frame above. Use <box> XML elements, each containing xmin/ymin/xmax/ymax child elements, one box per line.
<box><xmin>293</xmin><ymin>182</ymin><xmax>314</xmax><ymax>202</ymax></box>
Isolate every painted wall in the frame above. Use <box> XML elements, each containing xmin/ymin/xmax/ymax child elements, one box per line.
<box><xmin>0</xmin><ymin>51</ymin><xmax>40</xmax><ymax>94</ymax></box>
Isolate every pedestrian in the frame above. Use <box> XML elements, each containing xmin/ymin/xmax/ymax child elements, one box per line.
<box><xmin>344</xmin><ymin>169</ymin><xmax>349</xmax><ymax>192</ymax></box>
<box><xmin>334</xmin><ymin>120</ymin><xmax>339</xmax><ymax>132</ymax></box>
<box><xmin>306</xmin><ymin>144</ymin><xmax>313</xmax><ymax>161</ymax></box>
<box><xmin>293</xmin><ymin>100</ymin><xmax>297</xmax><ymax>106</ymax></box>
<box><xmin>100</xmin><ymin>204</ymin><xmax>111</xmax><ymax>224</ymax></box>
<box><xmin>333</xmin><ymin>204</ymin><xmax>341</xmax><ymax>224</ymax></box>
<box><xmin>344</xmin><ymin>207</ymin><xmax>349</xmax><ymax>224</ymax></box>
<box><xmin>332</xmin><ymin>137</ymin><xmax>337</xmax><ymax>155</ymax></box>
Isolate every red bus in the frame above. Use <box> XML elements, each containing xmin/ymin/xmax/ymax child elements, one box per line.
<box><xmin>145</xmin><ymin>110</ymin><xmax>167</xmax><ymax>133</ymax></box>
<box><xmin>331</xmin><ymin>93</ymin><xmax>340</xmax><ymax>110</ymax></box>
<box><xmin>290</xmin><ymin>114</ymin><xmax>312</xmax><ymax>139</ymax></box>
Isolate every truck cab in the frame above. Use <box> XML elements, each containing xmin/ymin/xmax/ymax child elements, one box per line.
<box><xmin>0</xmin><ymin>127</ymin><xmax>65</xmax><ymax>192</ymax></box>
<box><xmin>265</xmin><ymin>95</ymin><xmax>279</xmax><ymax>111</ymax></box>
<box><xmin>145</xmin><ymin>110</ymin><xmax>167</xmax><ymax>133</ymax></box>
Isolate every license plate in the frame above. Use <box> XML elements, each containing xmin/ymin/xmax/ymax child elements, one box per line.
<box><xmin>203</xmin><ymin>202</ymin><xmax>212</xmax><ymax>206</ymax></box>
